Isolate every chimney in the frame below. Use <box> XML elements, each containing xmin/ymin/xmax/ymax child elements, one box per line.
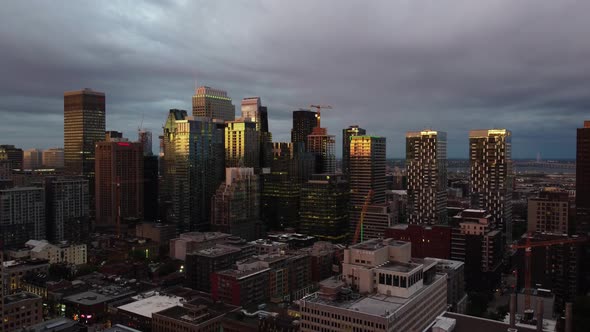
<box><xmin>536</xmin><ymin>298</ymin><xmax>543</xmax><ymax>332</ymax></box>
<box><xmin>509</xmin><ymin>293</ymin><xmax>516</xmax><ymax>327</ymax></box>
<box><xmin>565</xmin><ymin>302</ymin><xmax>573</xmax><ymax>332</ymax></box>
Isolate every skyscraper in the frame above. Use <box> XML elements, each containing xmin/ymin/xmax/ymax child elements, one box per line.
<box><xmin>161</xmin><ymin>110</ymin><xmax>225</xmax><ymax>232</ymax></box>
<box><xmin>348</xmin><ymin>136</ymin><xmax>388</xmax><ymax>239</ymax></box>
<box><xmin>42</xmin><ymin>148</ymin><xmax>64</xmax><ymax>168</ymax></box>
<box><xmin>192</xmin><ymin>86</ymin><xmax>235</xmax><ymax>121</ymax></box>
<box><xmin>95</xmin><ymin>141</ymin><xmax>144</xmax><ymax>229</ymax></box>
<box><xmin>0</xmin><ymin>187</ymin><xmax>45</xmax><ymax>247</ymax></box>
<box><xmin>576</xmin><ymin>121</ymin><xmax>590</xmax><ymax>235</ymax></box>
<box><xmin>307</xmin><ymin>127</ymin><xmax>336</xmax><ymax>174</ymax></box>
<box><xmin>469</xmin><ymin>129</ymin><xmax>513</xmax><ymax>242</ymax></box>
<box><xmin>342</xmin><ymin>125</ymin><xmax>366</xmax><ymax>177</ymax></box>
<box><xmin>143</xmin><ymin>154</ymin><xmax>159</xmax><ymax>222</ymax></box>
<box><xmin>138</xmin><ymin>130</ymin><xmax>153</xmax><ymax>156</ymax></box>
<box><xmin>211</xmin><ymin>168</ymin><xmax>262</xmax><ymax>241</ymax></box>
<box><xmin>224</xmin><ymin>120</ymin><xmax>260</xmax><ymax>169</ymax></box>
<box><xmin>528</xmin><ymin>188</ymin><xmax>569</xmax><ymax>234</ymax></box>
<box><xmin>44</xmin><ymin>176</ymin><xmax>89</xmax><ymax>242</ymax></box>
<box><xmin>406</xmin><ymin>130</ymin><xmax>448</xmax><ymax>224</ymax></box>
<box><xmin>291</xmin><ymin>109</ymin><xmax>317</xmax><ymax>149</ymax></box>
<box><xmin>241</xmin><ymin>97</ymin><xmax>272</xmax><ymax>168</ymax></box>
<box><xmin>63</xmin><ymin>88</ymin><xmax>105</xmax><ymax>176</ymax></box>
<box><xmin>299</xmin><ymin>174</ymin><xmax>349</xmax><ymax>242</ymax></box>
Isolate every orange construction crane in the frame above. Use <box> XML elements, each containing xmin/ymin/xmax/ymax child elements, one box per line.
<box><xmin>510</xmin><ymin>233</ymin><xmax>587</xmax><ymax>310</ymax></box>
<box><xmin>353</xmin><ymin>190</ymin><xmax>374</xmax><ymax>244</ymax></box>
<box><xmin>310</xmin><ymin>104</ymin><xmax>332</xmax><ymax>128</ymax></box>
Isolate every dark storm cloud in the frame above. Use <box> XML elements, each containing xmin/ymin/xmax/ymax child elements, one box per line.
<box><xmin>1</xmin><ymin>0</ymin><xmax>589</xmax><ymax>157</ymax></box>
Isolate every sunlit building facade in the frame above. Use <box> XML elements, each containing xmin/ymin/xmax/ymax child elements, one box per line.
<box><xmin>342</xmin><ymin>125</ymin><xmax>366</xmax><ymax>177</ymax></box>
<box><xmin>406</xmin><ymin>130</ymin><xmax>447</xmax><ymax>225</ymax></box>
<box><xmin>192</xmin><ymin>86</ymin><xmax>235</xmax><ymax>122</ymax></box>
<box><xmin>307</xmin><ymin>127</ymin><xmax>335</xmax><ymax>175</ymax></box>
<box><xmin>225</xmin><ymin>120</ymin><xmax>260</xmax><ymax>169</ymax></box>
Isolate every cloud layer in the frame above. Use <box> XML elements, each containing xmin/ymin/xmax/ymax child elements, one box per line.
<box><xmin>1</xmin><ymin>0</ymin><xmax>588</xmax><ymax>158</ymax></box>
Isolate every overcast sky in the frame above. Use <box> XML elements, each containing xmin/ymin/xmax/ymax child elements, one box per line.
<box><xmin>1</xmin><ymin>0</ymin><xmax>588</xmax><ymax>158</ymax></box>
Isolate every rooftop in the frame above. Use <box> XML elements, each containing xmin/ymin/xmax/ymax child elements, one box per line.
<box><xmin>63</xmin><ymin>287</ymin><xmax>135</xmax><ymax>306</ymax></box>
<box><xmin>117</xmin><ymin>294</ymin><xmax>183</xmax><ymax>318</ymax></box>
<box><xmin>105</xmin><ymin>324</ymin><xmax>143</xmax><ymax>332</ymax></box>
<box><xmin>351</xmin><ymin>238</ymin><xmax>408</xmax><ymax>251</ymax></box>
<box><xmin>3</xmin><ymin>292</ymin><xmax>40</xmax><ymax>305</ymax></box>
<box><xmin>26</xmin><ymin>318</ymin><xmax>80</xmax><ymax>332</ymax></box>
<box><xmin>304</xmin><ymin>274</ymin><xmax>444</xmax><ymax>318</ymax></box>
<box><xmin>217</xmin><ymin>266</ymin><xmax>270</xmax><ymax>280</ymax></box>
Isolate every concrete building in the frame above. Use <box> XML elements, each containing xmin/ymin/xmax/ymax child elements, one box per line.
<box><xmin>115</xmin><ymin>293</ymin><xmax>183</xmax><ymax>331</ymax></box>
<box><xmin>161</xmin><ymin>109</ymin><xmax>225</xmax><ymax>232</ymax></box>
<box><xmin>450</xmin><ymin>209</ymin><xmax>502</xmax><ymax>292</ymax></box>
<box><xmin>299</xmin><ymin>174</ymin><xmax>349</xmax><ymax>243</ymax></box>
<box><xmin>44</xmin><ymin>176</ymin><xmax>89</xmax><ymax>243</ymax></box>
<box><xmin>185</xmin><ymin>246</ymin><xmax>242</xmax><ymax>292</ymax></box>
<box><xmin>2</xmin><ymin>259</ymin><xmax>49</xmax><ymax>296</ymax></box>
<box><xmin>42</xmin><ymin>148</ymin><xmax>65</xmax><ymax>169</ymax></box>
<box><xmin>211</xmin><ymin>168</ymin><xmax>262</xmax><ymax>241</ymax></box>
<box><xmin>2</xmin><ymin>292</ymin><xmax>43</xmax><ymax>332</ymax></box>
<box><xmin>0</xmin><ymin>187</ymin><xmax>45</xmax><ymax>247</ymax></box>
<box><xmin>169</xmin><ymin>232</ymin><xmax>231</xmax><ymax>261</ymax></box>
<box><xmin>192</xmin><ymin>86</ymin><xmax>235</xmax><ymax>122</ymax></box>
<box><xmin>95</xmin><ymin>140</ymin><xmax>144</xmax><ymax>229</ymax></box>
<box><xmin>342</xmin><ymin>125</ymin><xmax>366</xmax><ymax>177</ymax></box>
<box><xmin>528</xmin><ymin>188</ymin><xmax>569</xmax><ymax>234</ymax></box>
<box><xmin>385</xmin><ymin>224</ymin><xmax>452</xmax><ymax>259</ymax></box>
<box><xmin>427</xmin><ymin>258</ymin><xmax>468</xmax><ymax>313</ymax></box>
<box><xmin>469</xmin><ymin>129</ymin><xmax>513</xmax><ymax>243</ymax></box>
<box><xmin>135</xmin><ymin>223</ymin><xmax>176</xmax><ymax>247</ymax></box>
<box><xmin>23</xmin><ymin>148</ymin><xmax>43</xmax><ymax>169</ymax></box>
<box><xmin>300</xmin><ymin>238</ymin><xmax>447</xmax><ymax>332</ymax></box>
<box><xmin>152</xmin><ymin>296</ymin><xmax>239</xmax><ymax>332</ymax></box>
<box><xmin>406</xmin><ymin>130</ymin><xmax>448</xmax><ymax>224</ymax></box>
<box><xmin>211</xmin><ymin>263</ymin><xmax>270</xmax><ymax>307</ymax></box>
<box><xmin>25</xmin><ymin>240</ymin><xmax>87</xmax><ymax>265</ymax></box>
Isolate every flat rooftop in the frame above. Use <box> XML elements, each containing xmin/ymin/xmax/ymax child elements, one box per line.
<box><xmin>351</xmin><ymin>238</ymin><xmax>408</xmax><ymax>251</ymax></box>
<box><xmin>193</xmin><ymin>246</ymin><xmax>240</xmax><ymax>257</ymax></box>
<box><xmin>117</xmin><ymin>294</ymin><xmax>183</xmax><ymax>318</ymax></box>
<box><xmin>377</xmin><ymin>261</ymin><xmax>421</xmax><ymax>273</ymax></box>
<box><xmin>217</xmin><ymin>266</ymin><xmax>270</xmax><ymax>280</ymax></box>
<box><xmin>304</xmin><ymin>274</ymin><xmax>444</xmax><ymax>318</ymax></box>
<box><xmin>4</xmin><ymin>292</ymin><xmax>40</xmax><ymax>305</ymax></box>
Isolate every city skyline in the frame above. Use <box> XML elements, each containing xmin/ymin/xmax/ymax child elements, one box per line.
<box><xmin>1</xmin><ymin>1</ymin><xmax>588</xmax><ymax>158</ymax></box>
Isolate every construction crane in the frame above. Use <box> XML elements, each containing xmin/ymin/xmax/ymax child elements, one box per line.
<box><xmin>310</xmin><ymin>104</ymin><xmax>332</xmax><ymax>128</ymax></box>
<box><xmin>510</xmin><ymin>234</ymin><xmax>587</xmax><ymax>310</ymax></box>
<box><xmin>353</xmin><ymin>190</ymin><xmax>374</xmax><ymax>244</ymax></box>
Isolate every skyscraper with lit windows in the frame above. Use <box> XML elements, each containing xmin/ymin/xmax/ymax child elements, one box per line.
<box><xmin>192</xmin><ymin>86</ymin><xmax>235</xmax><ymax>121</ymax></box>
<box><xmin>406</xmin><ymin>130</ymin><xmax>447</xmax><ymax>225</ymax></box>
<box><xmin>225</xmin><ymin>120</ymin><xmax>260</xmax><ymax>169</ymax></box>
<box><xmin>342</xmin><ymin>125</ymin><xmax>366</xmax><ymax>177</ymax></box>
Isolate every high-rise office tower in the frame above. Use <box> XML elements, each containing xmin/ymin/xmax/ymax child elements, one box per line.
<box><xmin>225</xmin><ymin>120</ymin><xmax>260</xmax><ymax>169</ymax></box>
<box><xmin>241</xmin><ymin>97</ymin><xmax>272</xmax><ymax>168</ymax></box>
<box><xmin>105</xmin><ymin>130</ymin><xmax>123</xmax><ymax>141</ymax></box>
<box><xmin>0</xmin><ymin>187</ymin><xmax>45</xmax><ymax>247</ymax></box>
<box><xmin>291</xmin><ymin>109</ymin><xmax>317</xmax><ymax>149</ymax></box>
<box><xmin>576</xmin><ymin>121</ymin><xmax>590</xmax><ymax>235</ymax></box>
<box><xmin>406</xmin><ymin>130</ymin><xmax>448</xmax><ymax>224</ymax></box>
<box><xmin>23</xmin><ymin>149</ymin><xmax>43</xmax><ymax>170</ymax></box>
<box><xmin>44</xmin><ymin>176</ymin><xmax>89</xmax><ymax>242</ymax></box>
<box><xmin>299</xmin><ymin>174</ymin><xmax>349</xmax><ymax>242</ymax></box>
<box><xmin>192</xmin><ymin>86</ymin><xmax>235</xmax><ymax>121</ymax></box>
<box><xmin>63</xmin><ymin>89</ymin><xmax>105</xmax><ymax>176</ymax></box>
<box><xmin>211</xmin><ymin>168</ymin><xmax>262</xmax><ymax>241</ymax></box>
<box><xmin>161</xmin><ymin>110</ymin><xmax>225</xmax><ymax>232</ymax></box>
<box><xmin>0</xmin><ymin>145</ymin><xmax>23</xmax><ymax>169</ymax></box>
<box><xmin>42</xmin><ymin>148</ymin><xmax>64</xmax><ymax>168</ymax></box>
<box><xmin>469</xmin><ymin>129</ymin><xmax>513</xmax><ymax>242</ymax></box>
<box><xmin>95</xmin><ymin>141</ymin><xmax>144</xmax><ymax>229</ymax></box>
<box><xmin>143</xmin><ymin>155</ymin><xmax>159</xmax><ymax>222</ymax></box>
<box><xmin>349</xmin><ymin>136</ymin><xmax>388</xmax><ymax>239</ymax></box>
<box><xmin>138</xmin><ymin>130</ymin><xmax>153</xmax><ymax>156</ymax></box>
<box><xmin>307</xmin><ymin>119</ymin><xmax>336</xmax><ymax>175</ymax></box>
<box><xmin>342</xmin><ymin>125</ymin><xmax>366</xmax><ymax>177</ymax></box>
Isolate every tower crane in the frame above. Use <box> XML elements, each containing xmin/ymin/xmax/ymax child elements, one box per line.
<box><xmin>310</xmin><ymin>104</ymin><xmax>332</xmax><ymax>128</ymax></box>
<box><xmin>510</xmin><ymin>233</ymin><xmax>587</xmax><ymax>310</ymax></box>
<box><xmin>353</xmin><ymin>190</ymin><xmax>374</xmax><ymax>244</ymax></box>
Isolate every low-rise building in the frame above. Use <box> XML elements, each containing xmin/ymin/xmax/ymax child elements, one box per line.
<box><xmin>2</xmin><ymin>259</ymin><xmax>49</xmax><ymax>295</ymax></box>
<box><xmin>26</xmin><ymin>240</ymin><xmax>87</xmax><ymax>265</ymax></box>
<box><xmin>115</xmin><ymin>293</ymin><xmax>184</xmax><ymax>331</ymax></box>
<box><xmin>152</xmin><ymin>296</ymin><xmax>240</xmax><ymax>332</ymax></box>
<box><xmin>427</xmin><ymin>257</ymin><xmax>468</xmax><ymax>313</ymax></box>
<box><xmin>169</xmin><ymin>232</ymin><xmax>231</xmax><ymax>260</ymax></box>
<box><xmin>2</xmin><ymin>292</ymin><xmax>43</xmax><ymax>332</ymax></box>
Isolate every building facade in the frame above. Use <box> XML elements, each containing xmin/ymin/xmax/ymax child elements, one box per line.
<box><xmin>63</xmin><ymin>89</ymin><xmax>105</xmax><ymax>176</ymax></box>
<box><xmin>406</xmin><ymin>130</ymin><xmax>448</xmax><ymax>224</ymax></box>
<box><xmin>299</xmin><ymin>174</ymin><xmax>349</xmax><ymax>242</ymax></box>
<box><xmin>42</xmin><ymin>148</ymin><xmax>64</xmax><ymax>168</ymax></box>
<box><xmin>0</xmin><ymin>187</ymin><xmax>45</xmax><ymax>248</ymax></box>
<box><xmin>95</xmin><ymin>141</ymin><xmax>144</xmax><ymax>228</ymax></box>
<box><xmin>23</xmin><ymin>148</ymin><xmax>43</xmax><ymax>170</ymax></box>
<box><xmin>528</xmin><ymin>188</ymin><xmax>569</xmax><ymax>234</ymax></box>
<box><xmin>0</xmin><ymin>145</ymin><xmax>24</xmax><ymax>169</ymax></box>
<box><xmin>26</xmin><ymin>240</ymin><xmax>87</xmax><ymax>265</ymax></box>
<box><xmin>576</xmin><ymin>120</ymin><xmax>590</xmax><ymax>235</ymax></box>
<box><xmin>161</xmin><ymin>110</ymin><xmax>225</xmax><ymax>232</ymax></box>
<box><xmin>224</xmin><ymin>121</ymin><xmax>260</xmax><ymax>169</ymax></box>
<box><xmin>192</xmin><ymin>86</ymin><xmax>235</xmax><ymax>121</ymax></box>
<box><xmin>44</xmin><ymin>176</ymin><xmax>89</xmax><ymax>243</ymax></box>
<box><xmin>211</xmin><ymin>168</ymin><xmax>262</xmax><ymax>241</ymax></box>
<box><xmin>291</xmin><ymin>109</ymin><xmax>317</xmax><ymax>149</ymax></box>
<box><xmin>469</xmin><ymin>129</ymin><xmax>513</xmax><ymax>242</ymax></box>
<box><xmin>307</xmin><ymin>127</ymin><xmax>336</xmax><ymax>175</ymax></box>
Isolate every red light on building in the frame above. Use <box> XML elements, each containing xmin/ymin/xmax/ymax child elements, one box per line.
<box><xmin>117</xmin><ymin>142</ymin><xmax>131</xmax><ymax>147</ymax></box>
